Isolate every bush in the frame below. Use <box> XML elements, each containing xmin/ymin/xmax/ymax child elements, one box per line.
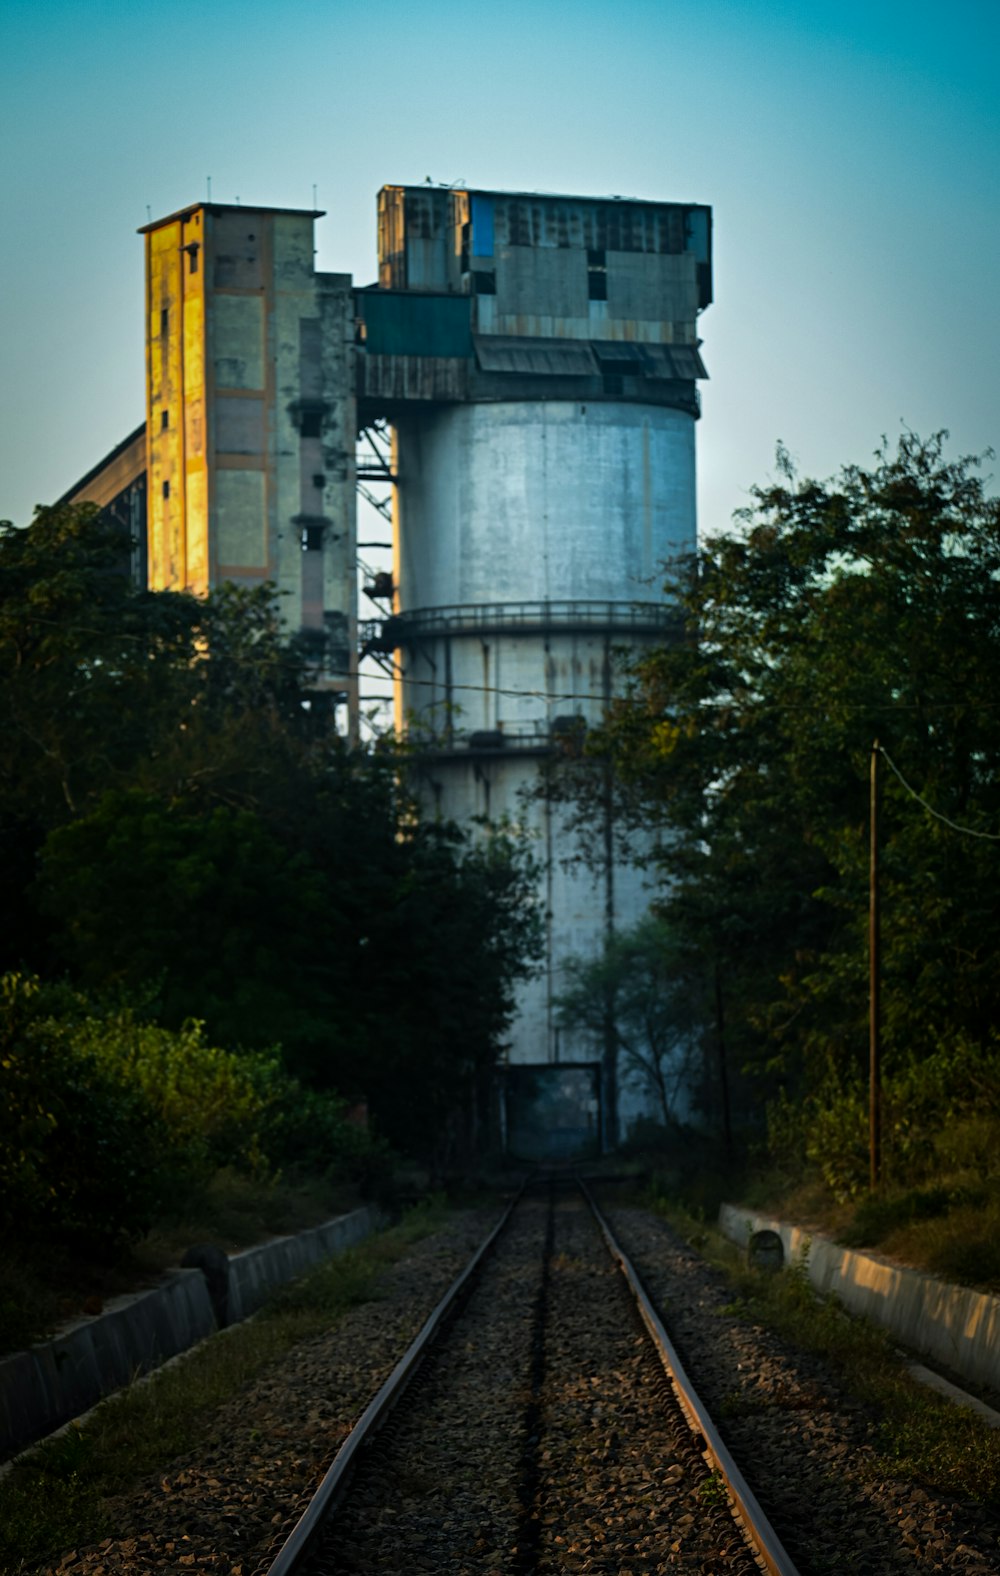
<box><xmin>0</xmin><ymin>974</ymin><xmax>396</xmax><ymax>1251</ymax></box>
<box><xmin>76</xmin><ymin>1014</ymin><xmax>276</xmax><ymax>1184</ymax></box>
<box><xmin>0</xmin><ymin>976</ymin><xmax>171</xmax><ymax>1245</ymax></box>
<box><xmin>767</xmin><ymin>1032</ymin><xmax>1000</xmax><ymax>1205</ymax></box>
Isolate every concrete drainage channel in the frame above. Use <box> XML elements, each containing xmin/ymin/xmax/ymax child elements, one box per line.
<box><xmin>0</xmin><ymin>1206</ymin><xmax>380</xmax><ymax>1462</ymax></box>
<box><xmin>719</xmin><ymin>1204</ymin><xmax>1000</xmax><ymax>1416</ymax></box>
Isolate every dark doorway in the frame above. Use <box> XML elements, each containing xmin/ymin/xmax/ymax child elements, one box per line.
<box><xmin>504</xmin><ymin>1063</ymin><xmax>601</xmax><ymax>1161</ymax></box>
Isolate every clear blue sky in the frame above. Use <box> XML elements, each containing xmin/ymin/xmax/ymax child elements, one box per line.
<box><xmin>2</xmin><ymin>0</ymin><xmax>998</xmax><ymax>535</ymax></box>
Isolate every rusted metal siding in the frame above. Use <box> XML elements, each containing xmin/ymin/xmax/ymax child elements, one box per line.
<box><xmin>373</xmin><ymin>186</ymin><xmax>713</xmax><ymax>349</ymax></box>
<box><xmin>378</xmin><ymin>186</ymin><xmax>455</xmax><ymax>291</ymax></box>
<box><xmin>357</xmin><ymin>354</ymin><xmax>470</xmax><ymax>404</ymax></box>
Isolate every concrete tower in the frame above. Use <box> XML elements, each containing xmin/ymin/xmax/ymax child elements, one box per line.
<box><xmin>140</xmin><ymin>203</ymin><xmax>357</xmax><ymax>709</ymax></box>
<box><xmin>359</xmin><ymin>186</ymin><xmax>712</xmax><ymax>1153</ymax></box>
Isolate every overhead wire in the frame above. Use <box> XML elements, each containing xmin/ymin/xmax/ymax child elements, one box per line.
<box><xmin>877</xmin><ymin>744</ymin><xmax>1000</xmax><ymax>840</ymax></box>
<box><xmin>11</xmin><ymin>612</ymin><xmax>1000</xmax><ymax>713</ymax></box>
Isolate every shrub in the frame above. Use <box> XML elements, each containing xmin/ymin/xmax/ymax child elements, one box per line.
<box><xmin>74</xmin><ymin>1014</ymin><xmax>274</xmax><ymax>1183</ymax></box>
<box><xmin>0</xmin><ymin>975</ymin><xmax>170</xmax><ymax>1245</ymax></box>
<box><xmin>767</xmin><ymin>1031</ymin><xmax>1000</xmax><ymax>1205</ymax></box>
<box><xmin>0</xmin><ymin>974</ymin><xmax>395</xmax><ymax>1250</ymax></box>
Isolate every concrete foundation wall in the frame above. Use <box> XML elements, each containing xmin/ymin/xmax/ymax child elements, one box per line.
<box><xmin>0</xmin><ymin>1206</ymin><xmax>378</xmax><ymax>1461</ymax></box>
<box><xmin>719</xmin><ymin>1205</ymin><xmax>1000</xmax><ymax>1393</ymax></box>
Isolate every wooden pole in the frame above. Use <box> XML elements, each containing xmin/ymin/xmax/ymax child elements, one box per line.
<box><xmin>869</xmin><ymin>740</ymin><xmax>881</xmax><ymax>1192</ymax></box>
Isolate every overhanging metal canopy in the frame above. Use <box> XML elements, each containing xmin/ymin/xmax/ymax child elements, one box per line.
<box><xmin>474</xmin><ymin>335</ymin><xmax>707</xmax><ymax>380</ymax></box>
<box><xmin>473</xmin><ymin>335</ymin><xmax>599</xmax><ymax>376</ymax></box>
<box><xmin>640</xmin><ymin>343</ymin><xmax>709</xmax><ymax>380</ymax></box>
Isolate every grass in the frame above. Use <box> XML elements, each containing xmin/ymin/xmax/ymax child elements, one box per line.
<box><xmin>647</xmin><ymin>1194</ymin><xmax>1000</xmax><ymax>1507</ymax></box>
<box><xmin>0</xmin><ymin>1168</ymin><xmax>362</xmax><ymax>1356</ymax></box>
<box><xmin>0</xmin><ymin>1198</ymin><xmax>451</xmax><ymax>1576</ymax></box>
<box><xmin>844</xmin><ymin>1185</ymin><xmax>1000</xmax><ymax>1291</ymax></box>
<box><xmin>737</xmin><ymin>1170</ymin><xmax>1000</xmax><ymax>1296</ymax></box>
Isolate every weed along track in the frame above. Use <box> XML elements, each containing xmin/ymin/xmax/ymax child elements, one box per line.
<box><xmin>260</xmin><ymin>1179</ymin><xmax>790</xmax><ymax>1576</ymax></box>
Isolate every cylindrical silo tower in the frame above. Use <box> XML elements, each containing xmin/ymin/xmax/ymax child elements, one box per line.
<box><xmin>356</xmin><ymin>185</ymin><xmax>711</xmax><ymax>1155</ymax></box>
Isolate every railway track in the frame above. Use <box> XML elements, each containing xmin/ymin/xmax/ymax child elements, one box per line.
<box><xmin>258</xmin><ymin>1177</ymin><xmax>800</xmax><ymax>1576</ymax></box>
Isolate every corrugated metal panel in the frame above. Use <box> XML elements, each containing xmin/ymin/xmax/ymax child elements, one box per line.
<box><xmin>357</xmin><ymin>354</ymin><xmax>470</xmax><ymax>402</ymax></box>
<box><xmin>359</xmin><ymin>291</ymin><xmax>472</xmax><ymax>358</ymax></box>
<box><xmin>473</xmin><ymin>335</ymin><xmax>598</xmax><ymax>375</ymax></box>
<box><xmin>641</xmin><ymin>344</ymin><xmax>708</xmax><ymax>380</ymax></box>
<box><xmin>592</xmin><ymin>341</ymin><xmax>646</xmax><ymax>367</ymax></box>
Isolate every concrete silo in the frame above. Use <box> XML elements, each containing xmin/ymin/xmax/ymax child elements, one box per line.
<box><xmin>358</xmin><ymin>186</ymin><xmax>711</xmax><ymax>1155</ymax></box>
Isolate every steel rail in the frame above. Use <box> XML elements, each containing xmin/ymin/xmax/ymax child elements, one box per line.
<box><xmin>263</xmin><ymin>1186</ymin><xmax>523</xmax><ymax>1576</ymax></box>
<box><xmin>579</xmin><ymin>1180</ymin><xmax>803</xmax><ymax>1576</ymax></box>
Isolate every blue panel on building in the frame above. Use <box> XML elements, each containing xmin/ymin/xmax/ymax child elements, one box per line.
<box><xmin>471</xmin><ymin>195</ymin><xmax>495</xmax><ymax>258</ymax></box>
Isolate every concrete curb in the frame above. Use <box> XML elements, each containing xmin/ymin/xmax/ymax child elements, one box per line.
<box><xmin>226</xmin><ymin>1207</ymin><xmax>378</xmax><ymax>1323</ymax></box>
<box><xmin>719</xmin><ymin>1204</ymin><xmax>1000</xmax><ymax>1393</ymax></box>
<box><xmin>0</xmin><ymin>1205</ymin><xmax>379</xmax><ymax>1460</ymax></box>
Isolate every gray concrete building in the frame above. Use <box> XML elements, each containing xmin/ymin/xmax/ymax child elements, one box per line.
<box><xmin>65</xmin><ymin>184</ymin><xmax>713</xmax><ymax>1153</ymax></box>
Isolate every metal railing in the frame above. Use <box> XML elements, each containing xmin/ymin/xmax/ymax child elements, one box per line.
<box><xmin>364</xmin><ymin>599</ymin><xmax>679</xmax><ymax>652</ymax></box>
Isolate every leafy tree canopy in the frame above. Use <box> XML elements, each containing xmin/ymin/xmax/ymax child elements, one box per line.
<box><xmin>0</xmin><ymin>503</ymin><xmax>541</xmax><ymax>1160</ymax></box>
<box><xmin>548</xmin><ymin>433</ymin><xmax>1000</xmax><ymax>1125</ymax></box>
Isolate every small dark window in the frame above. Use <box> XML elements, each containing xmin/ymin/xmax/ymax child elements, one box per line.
<box><xmin>161</xmin><ymin>410</ymin><xmax>169</xmax><ymax>429</ymax></box>
<box><xmin>313</xmin><ymin>473</ymin><xmax>326</xmax><ymax>489</ymax></box>
<box><xmin>302</xmin><ymin>524</ymin><xmax>325</xmax><ymax>551</ymax></box>
<box><xmin>587</xmin><ymin>248</ymin><xmax>607</xmax><ymax>301</ymax></box>
<box><xmin>187</xmin><ymin>243</ymin><xmax>199</xmax><ymax>274</ymax></box>
<box><xmin>162</xmin><ymin>480</ymin><xmax>170</xmax><ymax>499</ymax></box>
<box><xmin>472</xmin><ymin>269</ymin><xmax>496</xmax><ymax>295</ymax></box>
<box><xmin>160</xmin><ymin>307</ymin><xmax>168</xmax><ymax>336</ymax></box>
<box><xmin>300</xmin><ymin>410</ymin><xmax>322</xmax><ymax>437</ymax></box>
<box><xmin>460</xmin><ymin>221</ymin><xmax>470</xmax><ymax>274</ymax></box>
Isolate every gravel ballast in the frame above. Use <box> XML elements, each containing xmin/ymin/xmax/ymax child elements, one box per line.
<box><xmin>19</xmin><ymin>1195</ymin><xmax>1000</xmax><ymax>1576</ymax></box>
<box><xmin>26</xmin><ymin>1210</ymin><xmax>498</xmax><ymax>1576</ymax></box>
<box><xmin>315</xmin><ymin>1189</ymin><xmax>761</xmax><ymax>1575</ymax></box>
<box><xmin>603</xmin><ymin>1202</ymin><xmax>1000</xmax><ymax>1575</ymax></box>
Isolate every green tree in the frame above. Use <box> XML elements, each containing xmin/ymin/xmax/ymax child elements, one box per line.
<box><xmin>547</xmin><ymin>434</ymin><xmax>1000</xmax><ymax>1142</ymax></box>
<box><xmin>557</xmin><ymin>917</ymin><xmax>705</xmax><ymax>1132</ymax></box>
<box><xmin>2</xmin><ymin>502</ymin><xmax>543</xmax><ymax>1163</ymax></box>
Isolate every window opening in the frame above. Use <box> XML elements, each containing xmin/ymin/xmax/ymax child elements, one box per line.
<box><xmin>162</xmin><ymin>480</ymin><xmax>170</xmax><ymax>499</ymax></box>
<box><xmin>161</xmin><ymin>410</ymin><xmax>169</xmax><ymax>429</ymax></box>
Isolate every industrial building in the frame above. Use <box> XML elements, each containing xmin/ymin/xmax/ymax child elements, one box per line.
<box><xmin>65</xmin><ymin>182</ymin><xmax>712</xmax><ymax>1155</ymax></box>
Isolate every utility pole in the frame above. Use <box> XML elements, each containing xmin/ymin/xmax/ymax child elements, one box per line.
<box><xmin>869</xmin><ymin>740</ymin><xmax>881</xmax><ymax>1192</ymax></box>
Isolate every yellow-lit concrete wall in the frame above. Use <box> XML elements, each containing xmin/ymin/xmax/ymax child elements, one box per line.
<box><xmin>208</xmin><ymin>208</ymin><xmax>271</xmax><ymax>599</ymax></box>
<box><xmin>143</xmin><ymin>203</ymin><xmax>357</xmax><ymax>718</ymax></box>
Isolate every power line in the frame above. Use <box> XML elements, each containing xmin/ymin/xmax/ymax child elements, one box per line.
<box><xmin>878</xmin><ymin>744</ymin><xmax>1000</xmax><ymax>840</ymax></box>
<box><xmin>10</xmin><ymin>612</ymin><xmax>1000</xmax><ymax>716</ymax></box>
